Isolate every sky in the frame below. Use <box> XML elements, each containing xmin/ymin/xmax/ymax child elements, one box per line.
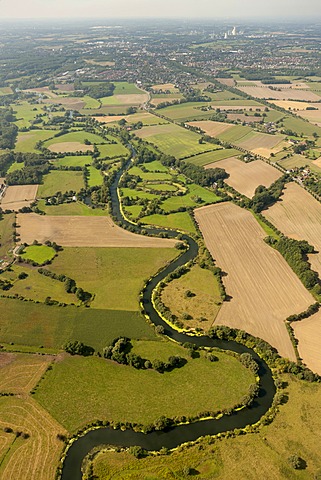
<box><xmin>0</xmin><ymin>0</ymin><xmax>320</xmax><ymax>20</ymax></box>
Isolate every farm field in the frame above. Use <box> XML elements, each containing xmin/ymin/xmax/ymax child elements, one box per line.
<box><xmin>206</xmin><ymin>158</ymin><xmax>282</xmax><ymax>198</ymax></box>
<box><xmin>281</xmin><ymin>115</ymin><xmax>321</xmax><ymax>137</ymax></box>
<box><xmin>161</xmin><ymin>264</ymin><xmax>222</xmax><ymax>330</ymax></box>
<box><xmin>36</xmin><ymin>199</ymin><xmax>108</xmax><ymax>216</ymax></box>
<box><xmin>157</xmin><ymin>103</ymin><xmax>215</xmax><ymax>122</ymax></box>
<box><xmin>34</xmin><ymin>346</ymin><xmax>254</xmax><ymax>432</ymax></box>
<box><xmin>187</xmin><ymin>120</ymin><xmax>234</xmax><ymax>136</ymax></box>
<box><xmin>97</xmin><ymin>142</ymin><xmax>129</xmax><ymax>158</ymax></box>
<box><xmin>0</xmin><ymin>298</ymin><xmax>156</xmax><ymax>350</ymax></box>
<box><xmin>185</xmin><ymin>148</ymin><xmax>240</xmax><ymax>166</ymax></box>
<box><xmin>15</xmin><ymin>130</ymin><xmax>56</xmax><ymax>153</ymax></box>
<box><xmin>44</xmin><ymin>131</ymin><xmax>104</xmax><ymax>149</ymax></box>
<box><xmin>49</xmin><ymin>247</ymin><xmax>177</xmax><ymax>311</ymax></box>
<box><xmin>0</xmin><ymin>396</ymin><xmax>65</xmax><ymax>480</ymax></box>
<box><xmin>135</xmin><ymin>124</ymin><xmax>215</xmax><ymax>159</ymax></box>
<box><xmin>88</xmin><ymin>166</ymin><xmax>103</xmax><ymax>187</ymax></box>
<box><xmin>1</xmin><ymin>185</ymin><xmax>38</xmax><ymax>211</ymax></box>
<box><xmin>20</xmin><ymin>244</ymin><xmax>56</xmax><ymax>264</ymax></box>
<box><xmin>236</xmin><ymin>132</ymin><xmax>285</xmax><ymax>157</ymax></box>
<box><xmin>293</xmin><ymin>311</ymin><xmax>321</xmax><ymax>375</ymax></box>
<box><xmin>92</xmin><ymin>375</ymin><xmax>321</xmax><ymax>480</ymax></box>
<box><xmin>0</xmin><ymin>213</ymin><xmax>14</xmax><ymax>261</ymax></box>
<box><xmin>53</xmin><ymin>155</ymin><xmax>92</xmax><ymax>167</ymax></box>
<box><xmin>142</xmin><ymin>212</ymin><xmax>197</xmax><ymax>234</ymax></box>
<box><xmin>216</xmin><ymin>124</ymin><xmax>253</xmax><ymax>144</ymax></box>
<box><xmin>238</xmin><ymin>85</ymin><xmax>321</xmax><ymax>101</ymax></box>
<box><xmin>38</xmin><ymin>170</ymin><xmax>84</xmax><ymax>197</ymax></box>
<box><xmin>277</xmin><ymin>154</ymin><xmax>321</xmax><ymax>173</ymax></box>
<box><xmin>100</xmin><ymin>93</ymin><xmax>148</xmax><ymax>106</ymax></box>
<box><xmin>161</xmin><ymin>183</ymin><xmax>221</xmax><ymax>212</ymax></box>
<box><xmin>195</xmin><ymin>203</ymin><xmax>314</xmax><ymax>359</ymax></box>
<box><xmin>264</xmin><ymin>182</ymin><xmax>321</xmax><ymax>277</ymax></box>
<box><xmin>17</xmin><ymin>213</ymin><xmax>178</xmax><ymax>248</ymax></box>
<box><xmin>297</xmin><ymin>108</ymin><xmax>321</xmax><ymax>127</ymax></box>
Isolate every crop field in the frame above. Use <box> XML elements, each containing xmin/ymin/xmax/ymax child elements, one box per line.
<box><xmin>293</xmin><ymin>311</ymin><xmax>321</xmax><ymax>375</ymax></box>
<box><xmin>0</xmin><ymin>353</ymin><xmax>53</xmax><ymax>394</ymax></box>
<box><xmin>113</xmin><ymin>82</ymin><xmax>144</xmax><ymax>95</ymax></box>
<box><xmin>206</xmin><ymin>158</ymin><xmax>282</xmax><ymax>198</ymax></box>
<box><xmin>195</xmin><ymin>203</ymin><xmax>314</xmax><ymax>359</ymax></box>
<box><xmin>272</xmin><ymin>100</ymin><xmax>315</xmax><ymax>110</ymax></box>
<box><xmin>100</xmin><ymin>94</ymin><xmax>148</xmax><ymax>106</ymax></box>
<box><xmin>98</xmin><ymin>142</ymin><xmax>129</xmax><ymax>158</ymax></box>
<box><xmin>237</xmin><ymin>132</ymin><xmax>285</xmax><ymax>156</ymax></box>
<box><xmin>15</xmin><ymin>130</ymin><xmax>56</xmax><ymax>153</ymax></box>
<box><xmin>142</xmin><ymin>212</ymin><xmax>197</xmax><ymax>234</ymax></box>
<box><xmin>20</xmin><ymin>244</ymin><xmax>56</xmax><ymax>264</ymax></box>
<box><xmin>0</xmin><ymin>264</ymin><xmax>78</xmax><ymax>304</ymax></box>
<box><xmin>277</xmin><ymin>154</ymin><xmax>321</xmax><ymax>174</ymax></box>
<box><xmin>42</xmin><ymin>96</ymin><xmax>87</xmax><ymax>110</ymax></box>
<box><xmin>161</xmin><ymin>183</ymin><xmax>221</xmax><ymax>212</ymax></box>
<box><xmin>187</xmin><ymin>120</ymin><xmax>234</xmax><ymax>137</ymax></box>
<box><xmin>151</xmin><ymin>83</ymin><xmax>178</xmax><ymax>92</ymax></box>
<box><xmin>135</xmin><ymin>124</ymin><xmax>214</xmax><ymax>159</ymax></box>
<box><xmin>0</xmin><ymin>213</ymin><xmax>14</xmax><ymax>260</ymax></box>
<box><xmin>216</xmin><ymin>124</ymin><xmax>253</xmax><ymax>144</ymax></box>
<box><xmin>265</xmin><ymin>182</ymin><xmax>321</xmax><ymax>277</ymax></box>
<box><xmin>88</xmin><ymin>166</ymin><xmax>103</xmax><ymax>187</ymax></box>
<box><xmin>1</xmin><ymin>185</ymin><xmax>38</xmax><ymax>211</ymax></box>
<box><xmin>44</xmin><ymin>131</ymin><xmax>104</xmax><ymax>150</ymax></box>
<box><xmin>238</xmin><ymin>85</ymin><xmax>321</xmax><ymax>101</ymax></box>
<box><xmin>50</xmin><ymin>247</ymin><xmax>177</xmax><ymax>311</ymax></box>
<box><xmin>185</xmin><ymin>148</ymin><xmax>241</xmax><ymax>166</ymax></box>
<box><xmin>161</xmin><ymin>265</ymin><xmax>222</xmax><ymax>330</ymax></box>
<box><xmin>0</xmin><ymin>87</ymin><xmax>13</xmax><ymax>95</ymax></box>
<box><xmin>282</xmin><ymin>115</ymin><xmax>321</xmax><ymax>137</ymax></box>
<box><xmin>17</xmin><ymin>213</ymin><xmax>178</xmax><ymax>248</ymax></box>
<box><xmin>37</xmin><ymin>199</ymin><xmax>108</xmax><ymax>216</ymax></box>
<box><xmin>156</xmin><ymin>103</ymin><xmax>215</xmax><ymax>122</ymax></box>
<box><xmin>38</xmin><ymin>171</ymin><xmax>84</xmax><ymax>197</ymax></box>
<box><xmin>34</xmin><ymin>347</ymin><xmax>254</xmax><ymax>432</ymax></box>
<box><xmin>0</xmin><ymin>396</ymin><xmax>66</xmax><ymax>480</ymax></box>
<box><xmin>54</xmin><ymin>155</ymin><xmax>92</xmax><ymax>167</ymax></box>
<box><xmin>297</xmin><ymin>108</ymin><xmax>321</xmax><ymax>127</ymax></box>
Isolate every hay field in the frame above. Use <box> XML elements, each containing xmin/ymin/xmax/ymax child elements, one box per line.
<box><xmin>293</xmin><ymin>311</ymin><xmax>321</xmax><ymax>375</ymax></box>
<box><xmin>100</xmin><ymin>93</ymin><xmax>148</xmax><ymax>106</ymax></box>
<box><xmin>48</xmin><ymin>142</ymin><xmax>94</xmax><ymax>153</ymax></box>
<box><xmin>237</xmin><ymin>132</ymin><xmax>284</xmax><ymax>155</ymax></box>
<box><xmin>15</xmin><ymin>130</ymin><xmax>56</xmax><ymax>153</ymax></box>
<box><xmin>205</xmin><ymin>158</ymin><xmax>282</xmax><ymax>198</ymax></box>
<box><xmin>1</xmin><ymin>185</ymin><xmax>38</xmax><ymax>211</ymax></box>
<box><xmin>187</xmin><ymin>120</ymin><xmax>234</xmax><ymax>137</ymax></box>
<box><xmin>17</xmin><ymin>213</ymin><xmax>177</xmax><ymax>248</ymax></box>
<box><xmin>195</xmin><ymin>203</ymin><xmax>314</xmax><ymax>359</ymax></box>
<box><xmin>272</xmin><ymin>100</ymin><xmax>314</xmax><ymax>110</ymax></box>
<box><xmin>297</xmin><ymin>108</ymin><xmax>321</xmax><ymax>127</ymax></box>
<box><xmin>0</xmin><ymin>396</ymin><xmax>65</xmax><ymax>480</ymax></box>
<box><xmin>238</xmin><ymin>86</ymin><xmax>321</xmax><ymax>101</ymax></box>
<box><xmin>265</xmin><ymin>182</ymin><xmax>321</xmax><ymax>276</ymax></box>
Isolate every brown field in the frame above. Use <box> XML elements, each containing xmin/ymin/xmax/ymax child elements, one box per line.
<box><xmin>0</xmin><ymin>353</ymin><xmax>53</xmax><ymax>395</ymax></box>
<box><xmin>195</xmin><ymin>203</ymin><xmax>314</xmax><ymax>359</ymax></box>
<box><xmin>93</xmin><ymin>115</ymin><xmax>125</xmax><ymax>124</ymax></box>
<box><xmin>43</xmin><ymin>97</ymin><xmax>86</xmax><ymax>110</ymax></box>
<box><xmin>55</xmin><ymin>83</ymin><xmax>75</xmax><ymax>92</ymax></box>
<box><xmin>84</xmin><ymin>59</ymin><xmax>115</xmax><ymax>67</ymax></box>
<box><xmin>17</xmin><ymin>213</ymin><xmax>177</xmax><ymax>248</ymax></box>
<box><xmin>217</xmin><ymin>78</ymin><xmax>236</xmax><ymax>87</ymax></box>
<box><xmin>205</xmin><ymin>158</ymin><xmax>282</xmax><ymax>198</ymax></box>
<box><xmin>226</xmin><ymin>113</ymin><xmax>260</xmax><ymax>123</ymax></box>
<box><xmin>297</xmin><ymin>109</ymin><xmax>321</xmax><ymax>127</ymax></box>
<box><xmin>272</xmin><ymin>100</ymin><xmax>314</xmax><ymax>110</ymax></box>
<box><xmin>112</xmin><ymin>94</ymin><xmax>148</xmax><ymax>105</ymax></box>
<box><xmin>152</xmin><ymin>83</ymin><xmax>178</xmax><ymax>91</ymax></box>
<box><xmin>312</xmin><ymin>156</ymin><xmax>321</xmax><ymax>168</ymax></box>
<box><xmin>1</xmin><ymin>185</ymin><xmax>38</xmax><ymax>211</ymax></box>
<box><xmin>265</xmin><ymin>182</ymin><xmax>321</xmax><ymax>276</ymax></box>
<box><xmin>0</xmin><ymin>396</ymin><xmax>65</xmax><ymax>480</ymax></box>
<box><xmin>237</xmin><ymin>132</ymin><xmax>284</xmax><ymax>154</ymax></box>
<box><xmin>47</xmin><ymin>142</ymin><xmax>94</xmax><ymax>153</ymax></box>
<box><xmin>293</xmin><ymin>311</ymin><xmax>321</xmax><ymax>375</ymax></box>
<box><xmin>239</xmin><ymin>86</ymin><xmax>321</xmax><ymax>102</ymax></box>
<box><xmin>187</xmin><ymin>120</ymin><xmax>234</xmax><ymax>137</ymax></box>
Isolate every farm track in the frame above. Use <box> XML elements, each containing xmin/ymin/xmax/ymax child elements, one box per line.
<box><xmin>60</xmin><ymin>149</ymin><xmax>276</xmax><ymax>480</ymax></box>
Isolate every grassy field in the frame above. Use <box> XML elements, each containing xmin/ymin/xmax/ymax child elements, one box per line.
<box><xmin>34</xmin><ymin>344</ymin><xmax>254</xmax><ymax>432</ymax></box>
<box><xmin>0</xmin><ymin>213</ymin><xmax>14</xmax><ymax>260</ymax></box>
<box><xmin>15</xmin><ymin>130</ymin><xmax>56</xmax><ymax>153</ymax></box>
<box><xmin>161</xmin><ymin>265</ymin><xmax>222</xmax><ymax>330</ymax></box>
<box><xmin>281</xmin><ymin>116</ymin><xmax>321</xmax><ymax>137</ymax></box>
<box><xmin>54</xmin><ymin>155</ymin><xmax>92</xmax><ymax>167</ymax></box>
<box><xmin>1</xmin><ymin>264</ymin><xmax>78</xmax><ymax>304</ymax></box>
<box><xmin>88</xmin><ymin>166</ymin><xmax>104</xmax><ymax>187</ymax></box>
<box><xmin>20</xmin><ymin>244</ymin><xmax>56</xmax><ymax>264</ymax></box>
<box><xmin>128</xmin><ymin>165</ymin><xmax>172</xmax><ymax>181</ymax></box>
<box><xmin>44</xmin><ymin>131</ymin><xmax>104</xmax><ymax>149</ymax></box>
<box><xmin>161</xmin><ymin>184</ymin><xmax>221</xmax><ymax>212</ymax></box>
<box><xmin>142</xmin><ymin>212</ymin><xmax>197</xmax><ymax>234</ymax></box>
<box><xmin>185</xmin><ymin>148</ymin><xmax>240</xmax><ymax>166</ymax></box>
<box><xmin>13</xmin><ymin>102</ymin><xmax>45</xmax><ymax>128</ymax></box>
<box><xmin>113</xmin><ymin>82</ymin><xmax>144</xmax><ymax>95</ymax></box>
<box><xmin>91</xmin><ymin>375</ymin><xmax>321</xmax><ymax>480</ymax></box>
<box><xmin>38</xmin><ymin>171</ymin><xmax>84</xmax><ymax>197</ymax></box>
<box><xmin>50</xmin><ymin>247</ymin><xmax>177</xmax><ymax>310</ymax></box>
<box><xmin>216</xmin><ymin>124</ymin><xmax>253</xmax><ymax>144</ymax></box>
<box><xmin>7</xmin><ymin>161</ymin><xmax>24</xmax><ymax>173</ymax></box>
<box><xmin>157</xmin><ymin>103</ymin><xmax>215</xmax><ymax>122</ymax></box>
<box><xmin>0</xmin><ymin>298</ymin><xmax>156</xmax><ymax>350</ymax></box>
<box><xmin>98</xmin><ymin>142</ymin><xmax>129</xmax><ymax>158</ymax></box>
<box><xmin>37</xmin><ymin>199</ymin><xmax>108</xmax><ymax>216</ymax></box>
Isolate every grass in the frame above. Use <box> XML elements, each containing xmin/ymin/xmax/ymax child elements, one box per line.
<box><xmin>145</xmin><ymin>183</ymin><xmax>178</xmax><ymax>192</ymax></box>
<box><xmin>37</xmin><ymin>199</ymin><xmax>108</xmax><ymax>216</ymax></box>
<box><xmin>217</xmin><ymin>124</ymin><xmax>253</xmax><ymax>143</ymax></box>
<box><xmin>161</xmin><ymin>265</ymin><xmax>222</xmax><ymax>330</ymax></box>
<box><xmin>38</xmin><ymin>170</ymin><xmax>84</xmax><ymax>197</ymax></box>
<box><xmin>54</xmin><ymin>155</ymin><xmax>92</xmax><ymax>167</ymax></box>
<box><xmin>142</xmin><ymin>212</ymin><xmax>197</xmax><ymax>234</ymax></box>
<box><xmin>20</xmin><ymin>244</ymin><xmax>56</xmax><ymax>264</ymax></box>
<box><xmin>251</xmin><ymin>211</ymin><xmax>280</xmax><ymax>241</ymax></box>
<box><xmin>0</xmin><ymin>213</ymin><xmax>14</xmax><ymax>260</ymax></box>
<box><xmin>128</xmin><ymin>165</ymin><xmax>172</xmax><ymax>181</ymax></box>
<box><xmin>82</xmin><ymin>95</ymin><xmax>101</xmax><ymax>109</ymax></box>
<box><xmin>44</xmin><ymin>131</ymin><xmax>104</xmax><ymax>148</ymax></box>
<box><xmin>143</xmin><ymin>160</ymin><xmax>169</xmax><ymax>172</ymax></box>
<box><xmin>13</xmin><ymin>102</ymin><xmax>45</xmax><ymax>128</ymax></box>
<box><xmin>34</xmin><ymin>344</ymin><xmax>254</xmax><ymax>432</ymax></box>
<box><xmin>158</xmin><ymin>103</ymin><xmax>214</xmax><ymax>122</ymax></box>
<box><xmin>282</xmin><ymin>116</ymin><xmax>321</xmax><ymax>137</ymax></box>
<box><xmin>98</xmin><ymin>143</ymin><xmax>129</xmax><ymax>158</ymax></box>
<box><xmin>15</xmin><ymin>129</ymin><xmax>56</xmax><ymax>153</ymax></box>
<box><xmin>50</xmin><ymin>247</ymin><xmax>177</xmax><ymax>311</ymax></box>
<box><xmin>88</xmin><ymin>166</ymin><xmax>104</xmax><ymax>187</ymax></box>
<box><xmin>114</xmin><ymin>82</ymin><xmax>144</xmax><ymax>95</ymax></box>
<box><xmin>0</xmin><ymin>298</ymin><xmax>156</xmax><ymax>350</ymax></box>
<box><xmin>185</xmin><ymin>148</ymin><xmax>240</xmax><ymax>166</ymax></box>
<box><xmin>120</xmin><ymin>188</ymin><xmax>158</xmax><ymax>201</ymax></box>
<box><xmin>278</xmin><ymin>155</ymin><xmax>321</xmax><ymax>174</ymax></box>
<box><xmin>7</xmin><ymin>161</ymin><xmax>24</xmax><ymax>173</ymax></box>
<box><xmin>161</xmin><ymin>184</ymin><xmax>221</xmax><ymax>212</ymax></box>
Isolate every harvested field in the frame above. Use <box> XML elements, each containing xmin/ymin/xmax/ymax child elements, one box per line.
<box><xmin>195</xmin><ymin>203</ymin><xmax>314</xmax><ymax>359</ymax></box>
<box><xmin>205</xmin><ymin>158</ymin><xmax>282</xmax><ymax>198</ymax></box>
<box><xmin>0</xmin><ymin>396</ymin><xmax>66</xmax><ymax>480</ymax></box>
<box><xmin>101</xmin><ymin>93</ymin><xmax>148</xmax><ymax>106</ymax></box>
<box><xmin>47</xmin><ymin>142</ymin><xmax>94</xmax><ymax>153</ymax></box>
<box><xmin>213</xmin><ymin>105</ymin><xmax>265</xmax><ymax>111</ymax></box>
<box><xmin>265</xmin><ymin>182</ymin><xmax>321</xmax><ymax>277</ymax></box>
<box><xmin>17</xmin><ymin>213</ymin><xmax>177</xmax><ymax>248</ymax></box>
<box><xmin>272</xmin><ymin>100</ymin><xmax>314</xmax><ymax>110</ymax></box>
<box><xmin>297</xmin><ymin>108</ymin><xmax>321</xmax><ymax>127</ymax></box>
<box><xmin>293</xmin><ymin>311</ymin><xmax>321</xmax><ymax>375</ymax></box>
<box><xmin>226</xmin><ymin>113</ymin><xmax>260</xmax><ymax>123</ymax></box>
<box><xmin>152</xmin><ymin>83</ymin><xmax>178</xmax><ymax>91</ymax></box>
<box><xmin>93</xmin><ymin>115</ymin><xmax>125</xmax><ymax>124</ymax></box>
<box><xmin>187</xmin><ymin>120</ymin><xmax>234</xmax><ymax>137</ymax></box>
<box><xmin>238</xmin><ymin>86</ymin><xmax>321</xmax><ymax>101</ymax></box>
<box><xmin>42</xmin><ymin>97</ymin><xmax>86</xmax><ymax>110</ymax></box>
<box><xmin>237</xmin><ymin>132</ymin><xmax>284</xmax><ymax>155</ymax></box>
<box><xmin>1</xmin><ymin>185</ymin><xmax>38</xmax><ymax>211</ymax></box>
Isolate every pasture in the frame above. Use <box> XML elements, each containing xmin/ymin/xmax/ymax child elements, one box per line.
<box><xmin>237</xmin><ymin>132</ymin><xmax>285</xmax><ymax>157</ymax></box>
<box><xmin>161</xmin><ymin>264</ymin><xmax>222</xmax><ymax>330</ymax></box>
<box><xmin>187</xmin><ymin>120</ymin><xmax>234</xmax><ymax>137</ymax></box>
<box><xmin>15</xmin><ymin>130</ymin><xmax>56</xmax><ymax>153</ymax></box>
<box><xmin>20</xmin><ymin>244</ymin><xmax>56</xmax><ymax>264</ymax></box>
<box><xmin>281</xmin><ymin>116</ymin><xmax>321</xmax><ymax>137</ymax></box>
<box><xmin>37</xmin><ymin>200</ymin><xmax>107</xmax><ymax>216</ymax></box>
<box><xmin>135</xmin><ymin>124</ymin><xmax>215</xmax><ymax>159</ymax></box>
<box><xmin>195</xmin><ymin>203</ymin><xmax>314</xmax><ymax>359</ymax></box>
<box><xmin>142</xmin><ymin>212</ymin><xmax>197</xmax><ymax>234</ymax></box>
<box><xmin>185</xmin><ymin>148</ymin><xmax>240</xmax><ymax>166</ymax></box>
<box><xmin>34</xmin><ymin>347</ymin><xmax>254</xmax><ymax>432</ymax></box>
<box><xmin>206</xmin><ymin>158</ymin><xmax>282</xmax><ymax>198</ymax></box>
<box><xmin>239</xmin><ymin>85</ymin><xmax>321</xmax><ymax>102</ymax></box>
<box><xmin>293</xmin><ymin>311</ymin><xmax>321</xmax><ymax>375</ymax></box>
<box><xmin>97</xmin><ymin>142</ymin><xmax>129</xmax><ymax>158</ymax></box>
<box><xmin>54</xmin><ymin>155</ymin><xmax>92</xmax><ymax>167</ymax></box>
<box><xmin>17</xmin><ymin>213</ymin><xmax>178</xmax><ymax>248</ymax></box>
<box><xmin>88</xmin><ymin>166</ymin><xmax>103</xmax><ymax>187</ymax></box>
<box><xmin>161</xmin><ymin>183</ymin><xmax>221</xmax><ymax>212</ymax></box>
<box><xmin>265</xmin><ymin>182</ymin><xmax>321</xmax><ymax>277</ymax></box>
<box><xmin>44</xmin><ymin>131</ymin><xmax>104</xmax><ymax>152</ymax></box>
<box><xmin>0</xmin><ymin>213</ymin><xmax>14</xmax><ymax>260</ymax></box>
<box><xmin>1</xmin><ymin>185</ymin><xmax>38</xmax><ymax>211</ymax></box>
<box><xmin>38</xmin><ymin>171</ymin><xmax>84</xmax><ymax>197</ymax></box>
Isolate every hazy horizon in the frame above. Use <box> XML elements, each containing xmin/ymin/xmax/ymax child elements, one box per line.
<box><xmin>0</xmin><ymin>0</ymin><xmax>321</xmax><ymax>20</ymax></box>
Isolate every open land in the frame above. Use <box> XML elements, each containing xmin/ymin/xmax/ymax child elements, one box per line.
<box><xmin>187</xmin><ymin>120</ymin><xmax>234</xmax><ymax>137</ymax></box>
<box><xmin>238</xmin><ymin>86</ymin><xmax>321</xmax><ymax>101</ymax></box>
<box><xmin>38</xmin><ymin>171</ymin><xmax>84</xmax><ymax>197</ymax></box>
<box><xmin>265</xmin><ymin>182</ymin><xmax>321</xmax><ymax>277</ymax></box>
<box><xmin>205</xmin><ymin>158</ymin><xmax>282</xmax><ymax>198</ymax></box>
<box><xmin>1</xmin><ymin>185</ymin><xmax>38</xmax><ymax>211</ymax></box>
<box><xmin>293</xmin><ymin>311</ymin><xmax>321</xmax><ymax>375</ymax></box>
<box><xmin>195</xmin><ymin>203</ymin><xmax>314</xmax><ymax>359</ymax></box>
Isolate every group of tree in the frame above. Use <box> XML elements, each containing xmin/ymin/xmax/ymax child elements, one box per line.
<box><xmin>38</xmin><ymin>267</ymin><xmax>92</xmax><ymax>303</ymax></box>
<box><xmin>251</xmin><ymin>176</ymin><xmax>288</xmax><ymax>213</ymax></box>
<box><xmin>74</xmin><ymin>81</ymin><xmax>115</xmax><ymax>99</ymax></box>
<box><xmin>64</xmin><ymin>341</ymin><xmax>95</xmax><ymax>356</ymax></box>
<box><xmin>0</xmin><ymin>108</ymin><xmax>18</xmax><ymax>149</ymax></box>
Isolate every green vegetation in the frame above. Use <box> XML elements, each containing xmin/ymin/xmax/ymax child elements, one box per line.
<box><xmin>142</xmin><ymin>212</ymin><xmax>197</xmax><ymax>234</ymax></box>
<box><xmin>185</xmin><ymin>148</ymin><xmax>240</xmax><ymax>166</ymax></box>
<box><xmin>38</xmin><ymin>170</ymin><xmax>84</xmax><ymax>197</ymax></box>
<box><xmin>97</xmin><ymin>142</ymin><xmax>129</xmax><ymax>158</ymax></box>
<box><xmin>34</xmin><ymin>343</ymin><xmax>254</xmax><ymax>432</ymax></box>
<box><xmin>0</xmin><ymin>214</ymin><xmax>14</xmax><ymax>259</ymax></box>
<box><xmin>20</xmin><ymin>244</ymin><xmax>56</xmax><ymax>264</ymax></box>
<box><xmin>88</xmin><ymin>166</ymin><xmax>103</xmax><ymax>187</ymax></box>
<box><xmin>161</xmin><ymin>184</ymin><xmax>221</xmax><ymax>212</ymax></box>
<box><xmin>37</xmin><ymin>199</ymin><xmax>108</xmax><ymax>216</ymax></box>
<box><xmin>44</xmin><ymin>131</ymin><xmax>104</xmax><ymax>149</ymax></box>
<box><xmin>54</xmin><ymin>155</ymin><xmax>92</xmax><ymax>167</ymax></box>
<box><xmin>282</xmin><ymin>116</ymin><xmax>321</xmax><ymax>137</ymax></box>
<box><xmin>15</xmin><ymin>130</ymin><xmax>56</xmax><ymax>153</ymax></box>
<box><xmin>114</xmin><ymin>82</ymin><xmax>144</xmax><ymax>95</ymax></box>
